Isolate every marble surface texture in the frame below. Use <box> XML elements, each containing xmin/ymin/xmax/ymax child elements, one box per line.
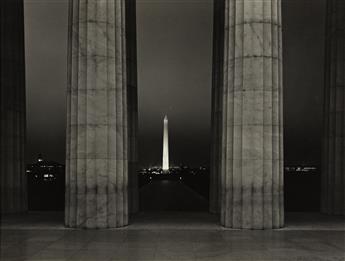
<box><xmin>213</xmin><ymin>0</ymin><xmax>284</xmax><ymax>229</ymax></box>
<box><xmin>1</xmin><ymin>212</ymin><xmax>345</xmax><ymax>260</ymax></box>
<box><xmin>322</xmin><ymin>0</ymin><xmax>345</xmax><ymax>216</ymax></box>
<box><xmin>65</xmin><ymin>0</ymin><xmax>130</xmax><ymax>228</ymax></box>
<box><xmin>0</xmin><ymin>0</ymin><xmax>27</xmax><ymax>213</ymax></box>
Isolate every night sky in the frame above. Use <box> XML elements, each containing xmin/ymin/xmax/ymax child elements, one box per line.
<box><xmin>24</xmin><ymin>0</ymin><xmax>326</xmax><ymax>168</ymax></box>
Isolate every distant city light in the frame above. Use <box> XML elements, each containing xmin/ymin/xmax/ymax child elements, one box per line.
<box><xmin>27</xmin><ymin>154</ymin><xmax>64</xmax><ymax>183</ymax></box>
<box><xmin>284</xmin><ymin>166</ymin><xmax>317</xmax><ymax>173</ymax></box>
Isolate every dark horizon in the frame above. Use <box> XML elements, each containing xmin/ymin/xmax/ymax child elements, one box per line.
<box><xmin>24</xmin><ymin>0</ymin><xmax>326</xmax><ymax>168</ymax></box>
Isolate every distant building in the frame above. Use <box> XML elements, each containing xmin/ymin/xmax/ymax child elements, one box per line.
<box><xmin>162</xmin><ymin>115</ymin><xmax>169</xmax><ymax>171</ymax></box>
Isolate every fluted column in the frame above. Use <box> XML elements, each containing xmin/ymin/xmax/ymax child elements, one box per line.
<box><xmin>65</xmin><ymin>0</ymin><xmax>129</xmax><ymax>228</ymax></box>
<box><xmin>126</xmin><ymin>0</ymin><xmax>139</xmax><ymax>214</ymax></box>
<box><xmin>0</xmin><ymin>0</ymin><xmax>27</xmax><ymax>214</ymax></box>
<box><xmin>219</xmin><ymin>0</ymin><xmax>284</xmax><ymax>229</ymax></box>
<box><xmin>322</xmin><ymin>0</ymin><xmax>345</xmax><ymax>216</ymax></box>
<box><xmin>210</xmin><ymin>0</ymin><xmax>225</xmax><ymax>214</ymax></box>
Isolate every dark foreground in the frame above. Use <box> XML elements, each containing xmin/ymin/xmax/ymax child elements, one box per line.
<box><xmin>139</xmin><ymin>180</ymin><xmax>208</xmax><ymax>211</ymax></box>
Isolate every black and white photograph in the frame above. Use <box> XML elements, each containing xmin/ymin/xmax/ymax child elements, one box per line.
<box><xmin>0</xmin><ymin>0</ymin><xmax>344</xmax><ymax>260</ymax></box>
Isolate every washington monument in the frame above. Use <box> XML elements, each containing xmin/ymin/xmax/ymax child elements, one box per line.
<box><xmin>162</xmin><ymin>115</ymin><xmax>169</xmax><ymax>171</ymax></box>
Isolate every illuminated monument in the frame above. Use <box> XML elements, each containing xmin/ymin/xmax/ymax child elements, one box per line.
<box><xmin>162</xmin><ymin>115</ymin><xmax>169</xmax><ymax>171</ymax></box>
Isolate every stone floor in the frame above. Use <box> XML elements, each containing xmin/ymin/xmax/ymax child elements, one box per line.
<box><xmin>1</xmin><ymin>212</ymin><xmax>344</xmax><ymax>260</ymax></box>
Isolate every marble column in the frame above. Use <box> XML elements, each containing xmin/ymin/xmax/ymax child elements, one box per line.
<box><xmin>219</xmin><ymin>0</ymin><xmax>284</xmax><ymax>229</ymax></box>
<box><xmin>322</xmin><ymin>0</ymin><xmax>345</xmax><ymax>216</ymax></box>
<box><xmin>0</xmin><ymin>0</ymin><xmax>27</xmax><ymax>214</ymax></box>
<box><xmin>126</xmin><ymin>0</ymin><xmax>139</xmax><ymax>214</ymax></box>
<box><xmin>65</xmin><ymin>0</ymin><xmax>129</xmax><ymax>228</ymax></box>
<box><xmin>210</xmin><ymin>0</ymin><xmax>225</xmax><ymax>214</ymax></box>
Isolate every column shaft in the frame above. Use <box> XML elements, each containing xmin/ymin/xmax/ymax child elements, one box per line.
<box><xmin>126</xmin><ymin>0</ymin><xmax>139</xmax><ymax>214</ymax></box>
<box><xmin>210</xmin><ymin>0</ymin><xmax>225</xmax><ymax>214</ymax></box>
<box><xmin>322</xmin><ymin>0</ymin><xmax>345</xmax><ymax>216</ymax></box>
<box><xmin>65</xmin><ymin>0</ymin><xmax>129</xmax><ymax>228</ymax></box>
<box><xmin>219</xmin><ymin>0</ymin><xmax>284</xmax><ymax>229</ymax></box>
<box><xmin>0</xmin><ymin>0</ymin><xmax>27</xmax><ymax>214</ymax></box>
